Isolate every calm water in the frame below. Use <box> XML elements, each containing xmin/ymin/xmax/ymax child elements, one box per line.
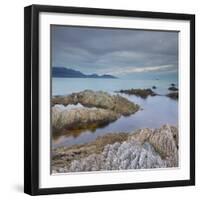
<box><xmin>52</xmin><ymin>78</ymin><xmax>178</xmax><ymax>149</ymax></box>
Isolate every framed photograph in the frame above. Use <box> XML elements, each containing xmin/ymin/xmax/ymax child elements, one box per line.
<box><xmin>24</xmin><ymin>4</ymin><xmax>195</xmax><ymax>195</ymax></box>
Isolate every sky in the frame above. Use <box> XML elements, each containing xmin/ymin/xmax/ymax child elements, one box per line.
<box><xmin>51</xmin><ymin>25</ymin><xmax>178</xmax><ymax>80</ymax></box>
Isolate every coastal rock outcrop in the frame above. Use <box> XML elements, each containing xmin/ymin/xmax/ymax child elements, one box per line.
<box><xmin>67</xmin><ymin>141</ymin><xmax>166</xmax><ymax>172</ymax></box>
<box><xmin>52</xmin><ymin>90</ymin><xmax>139</xmax><ymax>115</ymax></box>
<box><xmin>166</xmin><ymin>92</ymin><xmax>178</xmax><ymax>100</ymax></box>
<box><xmin>52</xmin><ymin>90</ymin><xmax>140</xmax><ymax>136</ymax></box>
<box><xmin>117</xmin><ymin>88</ymin><xmax>157</xmax><ymax>98</ymax></box>
<box><xmin>117</xmin><ymin>87</ymin><xmax>178</xmax><ymax>100</ymax></box>
<box><xmin>168</xmin><ymin>86</ymin><xmax>178</xmax><ymax>91</ymax></box>
<box><xmin>52</xmin><ymin>106</ymin><xmax>120</xmax><ymax>132</ymax></box>
<box><xmin>52</xmin><ymin>125</ymin><xmax>178</xmax><ymax>173</ymax></box>
<box><xmin>128</xmin><ymin>125</ymin><xmax>178</xmax><ymax>167</ymax></box>
<box><xmin>52</xmin><ymin>90</ymin><xmax>140</xmax><ymax>115</ymax></box>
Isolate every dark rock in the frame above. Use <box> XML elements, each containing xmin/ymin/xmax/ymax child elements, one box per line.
<box><xmin>152</xmin><ymin>86</ymin><xmax>157</xmax><ymax>89</ymax></box>
<box><xmin>168</xmin><ymin>86</ymin><xmax>178</xmax><ymax>91</ymax></box>
<box><xmin>171</xmin><ymin>83</ymin><xmax>176</xmax><ymax>87</ymax></box>
<box><xmin>166</xmin><ymin>92</ymin><xmax>178</xmax><ymax>100</ymax></box>
<box><xmin>118</xmin><ymin>88</ymin><xmax>157</xmax><ymax>98</ymax></box>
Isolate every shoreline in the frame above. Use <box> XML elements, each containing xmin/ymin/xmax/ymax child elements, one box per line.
<box><xmin>51</xmin><ymin>88</ymin><xmax>178</xmax><ymax>172</ymax></box>
<box><xmin>52</xmin><ymin>124</ymin><xmax>178</xmax><ymax>173</ymax></box>
<box><xmin>52</xmin><ymin>89</ymin><xmax>178</xmax><ymax>149</ymax></box>
<box><xmin>52</xmin><ymin>90</ymin><xmax>140</xmax><ymax>136</ymax></box>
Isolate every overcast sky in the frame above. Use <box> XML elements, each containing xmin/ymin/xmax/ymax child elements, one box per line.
<box><xmin>51</xmin><ymin>25</ymin><xmax>178</xmax><ymax>79</ymax></box>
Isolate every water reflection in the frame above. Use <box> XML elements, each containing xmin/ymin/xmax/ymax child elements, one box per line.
<box><xmin>52</xmin><ymin>94</ymin><xmax>178</xmax><ymax>149</ymax></box>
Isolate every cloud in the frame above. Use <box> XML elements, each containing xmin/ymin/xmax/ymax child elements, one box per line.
<box><xmin>97</xmin><ymin>65</ymin><xmax>176</xmax><ymax>75</ymax></box>
<box><xmin>51</xmin><ymin>25</ymin><xmax>178</xmax><ymax>77</ymax></box>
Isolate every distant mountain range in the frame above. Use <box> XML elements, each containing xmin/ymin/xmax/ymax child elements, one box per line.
<box><xmin>52</xmin><ymin>67</ymin><xmax>117</xmax><ymax>79</ymax></box>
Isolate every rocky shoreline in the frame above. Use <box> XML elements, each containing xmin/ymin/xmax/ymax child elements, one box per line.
<box><xmin>52</xmin><ymin>89</ymin><xmax>178</xmax><ymax>173</ymax></box>
<box><xmin>52</xmin><ymin>124</ymin><xmax>178</xmax><ymax>173</ymax></box>
<box><xmin>118</xmin><ymin>88</ymin><xmax>156</xmax><ymax>98</ymax></box>
<box><xmin>116</xmin><ymin>88</ymin><xmax>178</xmax><ymax>100</ymax></box>
<box><xmin>52</xmin><ymin>90</ymin><xmax>140</xmax><ymax>134</ymax></box>
<box><xmin>52</xmin><ymin>90</ymin><xmax>140</xmax><ymax>115</ymax></box>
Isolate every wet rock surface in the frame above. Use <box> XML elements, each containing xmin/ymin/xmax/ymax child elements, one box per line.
<box><xmin>52</xmin><ymin>125</ymin><xmax>178</xmax><ymax>173</ymax></box>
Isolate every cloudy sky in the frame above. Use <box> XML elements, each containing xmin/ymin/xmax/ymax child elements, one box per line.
<box><xmin>51</xmin><ymin>25</ymin><xmax>178</xmax><ymax>79</ymax></box>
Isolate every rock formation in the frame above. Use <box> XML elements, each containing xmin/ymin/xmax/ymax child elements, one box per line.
<box><xmin>168</xmin><ymin>86</ymin><xmax>178</xmax><ymax>91</ymax></box>
<box><xmin>52</xmin><ymin>125</ymin><xmax>178</xmax><ymax>173</ymax></box>
<box><xmin>118</xmin><ymin>88</ymin><xmax>157</xmax><ymax>98</ymax></box>
<box><xmin>52</xmin><ymin>106</ymin><xmax>120</xmax><ymax>132</ymax></box>
<box><xmin>52</xmin><ymin>90</ymin><xmax>139</xmax><ymax>115</ymax></box>
<box><xmin>166</xmin><ymin>92</ymin><xmax>178</xmax><ymax>100</ymax></box>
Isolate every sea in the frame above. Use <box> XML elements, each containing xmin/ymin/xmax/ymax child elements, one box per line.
<box><xmin>52</xmin><ymin>78</ymin><xmax>178</xmax><ymax>149</ymax></box>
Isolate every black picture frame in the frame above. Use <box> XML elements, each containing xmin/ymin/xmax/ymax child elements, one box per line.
<box><xmin>24</xmin><ymin>4</ymin><xmax>195</xmax><ymax>196</ymax></box>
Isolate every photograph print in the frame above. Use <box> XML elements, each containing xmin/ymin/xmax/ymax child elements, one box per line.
<box><xmin>51</xmin><ymin>25</ymin><xmax>179</xmax><ymax>174</ymax></box>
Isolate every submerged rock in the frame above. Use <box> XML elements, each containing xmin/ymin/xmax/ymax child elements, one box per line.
<box><xmin>52</xmin><ymin>125</ymin><xmax>178</xmax><ymax>173</ymax></box>
<box><xmin>118</xmin><ymin>88</ymin><xmax>157</xmax><ymax>98</ymax></box>
<box><xmin>52</xmin><ymin>90</ymin><xmax>139</xmax><ymax>115</ymax></box>
<box><xmin>152</xmin><ymin>86</ymin><xmax>157</xmax><ymax>89</ymax></box>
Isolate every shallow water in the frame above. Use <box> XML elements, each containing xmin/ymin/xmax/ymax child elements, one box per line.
<box><xmin>52</xmin><ymin>78</ymin><xmax>178</xmax><ymax>149</ymax></box>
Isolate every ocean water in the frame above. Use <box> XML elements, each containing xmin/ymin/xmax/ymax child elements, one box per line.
<box><xmin>52</xmin><ymin>78</ymin><xmax>178</xmax><ymax>96</ymax></box>
<box><xmin>52</xmin><ymin>78</ymin><xmax>178</xmax><ymax>148</ymax></box>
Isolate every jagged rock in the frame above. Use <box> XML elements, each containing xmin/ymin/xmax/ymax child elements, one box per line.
<box><xmin>128</xmin><ymin>125</ymin><xmax>178</xmax><ymax>167</ymax></box>
<box><xmin>52</xmin><ymin>133</ymin><xmax>129</xmax><ymax>170</ymax></box>
<box><xmin>52</xmin><ymin>90</ymin><xmax>139</xmax><ymax>115</ymax></box>
<box><xmin>52</xmin><ymin>125</ymin><xmax>178</xmax><ymax>173</ymax></box>
<box><xmin>66</xmin><ymin>141</ymin><xmax>166</xmax><ymax>172</ymax></box>
<box><xmin>52</xmin><ymin>106</ymin><xmax>120</xmax><ymax>132</ymax></box>
<box><xmin>118</xmin><ymin>88</ymin><xmax>157</xmax><ymax>98</ymax></box>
